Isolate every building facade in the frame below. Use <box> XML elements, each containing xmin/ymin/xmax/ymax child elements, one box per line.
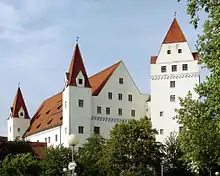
<box><xmin>7</xmin><ymin>18</ymin><xmax>199</xmax><ymax>146</ymax></box>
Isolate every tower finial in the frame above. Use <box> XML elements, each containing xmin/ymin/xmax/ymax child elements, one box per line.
<box><xmin>76</xmin><ymin>36</ymin><xmax>79</xmax><ymax>43</ymax></box>
<box><xmin>174</xmin><ymin>12</ymin><xmax>177</xmax><ymax>18</ymax></box>
<box><xmin>18</xmin><ymin>82</ymin><xmax>20</xmax><ymax>88</ymax></box>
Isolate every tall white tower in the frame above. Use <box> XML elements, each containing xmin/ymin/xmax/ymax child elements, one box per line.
<box><xmin>8</xmin><ymin>87</ymin><xmax>30</xmax><ymax>141</ymax></box>
<box><xmin>150</xmin><ymin>18</ymin><xmax>200</xmax><ymax>142</ymax></box>
<box><xmin>62</xmin><ymin>42</ymin><xmax>92</xmax><ymax>147</ymax></box>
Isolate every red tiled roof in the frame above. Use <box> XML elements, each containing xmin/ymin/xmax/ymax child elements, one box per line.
<box><xmin>163</xmin><ymin>18</ymin><xmax>187</xmax><ymax>44</ymax></box>
<box><xmin>89</xmin><ymin>61</ymin><xmax>121</xmax><ymax>96</ymax></box>
<box><xmin>192</xmin><ymin>52</ymin><xmax>199</xmax><ymax>60</ymax></box>
<box><xmin>67</xmin><ymin>43</ymin><xmax>91</xmax><ymax>88</ymax></box>
<box><xmin>24</xmin><ymin>92</ymin><xmax>62</xmax><ymax>137</ymax></box>
<box><xmin>151</xmin><ymin>56</ymin><xmax>158</xmax><ymax>64</ymax></box>
<box><xmin>11</xmin><ymin>87</ymin><xmax>30</xmax><ymax>119</ymax></box>
<box><xmin>29</xmin><ymin>142</ymin><xmax>47</xmax><ymax>159</ymax></box>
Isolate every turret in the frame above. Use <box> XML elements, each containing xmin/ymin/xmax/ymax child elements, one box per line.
<box><xmin>8</xmin><ymin>87</ymin><xmax>30</xmax><ymax>141</ymax></box>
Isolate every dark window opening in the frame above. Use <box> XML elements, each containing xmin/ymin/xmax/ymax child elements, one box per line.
<box><xmin>78</xmin><ymin>126</ymin><xmax>84</xmax><ymax>134</ymax></box>
<box><xmin>161</xmin><ymin>66</ymin><xmax>167</xmax><ymax>73</ymax></box>
<box><xmin>94</xmin><ymin>126</ymin><xmax>100</xmax><ymax>134</ymax></box>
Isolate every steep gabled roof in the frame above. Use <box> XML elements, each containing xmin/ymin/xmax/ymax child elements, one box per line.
<box><xmin>67</xmin><ymin>43</ymin><xmax>91</xmax><ymax>88</ymax></box>
<box><xmin>24</xmin><ymin>92</ymin><xmax>62</xmax><ymax>137</ymax></box>
<box><xmin>11</xmin><ymin>87</ymin><xmax>30</xmax><ymax>119</ymax></box>
<box><xmin>163</xmin><ymin>18</ymin><xmax>187</xmax><ymax>44</ymax></box>
<box><xmin>89</xmin><ymin>61</ymin><xmax>121</xmax><ymax>96</ymax></box>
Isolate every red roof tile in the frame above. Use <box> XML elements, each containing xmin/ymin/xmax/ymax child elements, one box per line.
<box><xmin>151</xmin><ymin>56</ymin><xmax>158</xmax><ymax>64</ymax></box>
<box><xmin>163</xmin><ymin>18</ymin><xmax>187</xmax><ymax>44</ymax></box>
<box><xmin>11</xmin><ymin>87</ymin><xmax>30</xmax><ymax>119</ymax></box>
<box><xmin>67</xmin><ymin>43</ymin><xmax>91</xmax><ymax>88</ymax></box>
<box><xmin>89</xmin><ymin>61</ymin><xmax>121</xmax><ymax>96</ymax></box>
<box><xmin>192</xmin><ymin>52</ymin><xmax>199</xmax><ymax>60</ymax></box>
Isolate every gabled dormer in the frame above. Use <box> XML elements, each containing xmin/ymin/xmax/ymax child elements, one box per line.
<box><xmin>10</xmin><ymin>87</ymin><xmax>30</xmax><ymax>119</ymax></box>
<box><xmin>65</xmin><ymin>43</ymin><xmax>91</xmax><ymax>88</ymax></box>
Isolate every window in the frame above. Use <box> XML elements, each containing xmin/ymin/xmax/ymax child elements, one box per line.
<box><xmin>131</xmin><ymin>109</ymin><xmax>135</xmax><ymax>117</ymax></box>
<box><xmin>182</xmin><ymin>64</ymin><xmax>188</xmax><ymax>71</ymax></box>
<box><xmin>37</xmin><ymin>140</ymin><xmax>39</xmax><ymax>142</ymax></box>
<box><xmin>178</xmin><ymin>49</ymin><xmax>182</xmax><ymax>53</ymax></box>
<box><xmin>106</xmin><ymin>107</ymin><xmax>110</xmax><ymax>115</ymax></box>
<box><xmin>118</xmin><ymin>108</ymin><xmax>123</xmax><ymax>116</ymax></box>
<box><xmin>161</xmin><ymin>66</ymin><xmax>167</xmax><ymax>73</ymax></box>
<box><xmin>128</xmin><ymin>94</ymin><xmax>132</xmax><ymax>102</ymax></box>
<box><xmin>10</xmin><ymin>127</ymin><xmax>11</xmax><ymax>132</ymax></box>
<box><xmin>97</xmin><ymin>106</ymin><xmax>101</xmax><ymax>114</ymax></box>
<box><xmin>18</xmin><ymin>128</ymin><xmax>20</xmax><ymax>132</ymax></box>
<box><xmin>78</xmin><ymin>99</ymin><xmax>84</xmax><ymax>107</ymax></box>
<box><xmin>119</xmin><ymin>78</ymin><xmax>123</xmax><ymax>84</ymax></box>
<box><xmin>167</xmin><ymin>50</ymin><xmax>171</xmax><ymax>54</ymax></box>
<box><xmin>179</xmin><ymin>126</ymin><xmax>183</xmax><ymax>133</ymax></box>
<box><xmin>118</xmin><ymin>93</ymin><xmax>123</xmax><ymax>100</ymax></box>
<box><xmin>48</xmin><ymin>137</ymin><xmax>50</xmax><ymax>143</ymax></box>
<box><xmin>94</xmin><ymin>126</ymin><xmax>100</xmax><ymax>134</ymax></box>
<box><xmin>172</xmin><ymin>65</ymin><xmax>177</xmax><ymax>72</ymax></box>
<box><xmin>78</xmin><ymin>126</ymin><xmax>84</xmax><ymax>134</ymax></box>
<box><xmin>65</xmin><ymin>127</ymin><xmax>67</xmax><ymax>135</ymax></box>
<box><xmin>78</xmin><ymin>78</ymin><xmax>83</xmax><ymax>85</ymax></box>
<box><xmin>170</xmin><ymin>81</ymin><xmax>175</xmax><ymax>88</ymax></box>
<box><xmin>65</xmin><ymin>101</ymin><xmax>67</xmax><ymax>109</ymax></box>
<box><xmin>20</xmin><ymin>112</ymin><xmax>23</xmax><ymax>116</ymax></box>
<box><xmin>170</xmin><ymin>95</ymin><xmax>176</xmax><ymax>102</ymax></box>
<box><xmin>55</xmin><ymin>135</ymin><xmax>58</xmax><ymax>142</ymax></box>
<box><xmin>45</xmin><ymin>138</ymin><xmax>47</xmax><ymax>143</ymax></box>
<box><xmin>108</xmin><ymin>92</ymin><xmax>112</xmax><ymax>100</ymax></box>
<box><xmin>160</xmin><ymin>111</ymin><xmax>164</xmax><ymax>117</ymax></box>
<box><xmin>160</xmin><ymin>129</ymin><xmax>164</xmax><ymax>135</ymax></box>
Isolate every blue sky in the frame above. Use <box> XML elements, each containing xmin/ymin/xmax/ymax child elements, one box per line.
<box><xmin>0</xmin><ymin>0</ymin><xmax>206</xmax><ymax>136</ymax></box>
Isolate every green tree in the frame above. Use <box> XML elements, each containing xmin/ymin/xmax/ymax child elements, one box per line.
<box><xmin>76</xmin><ymin>134</ymin><xmax>106</xmax><ymax>176</ymax></box>
<box><xmin>163</xmin><ymin>132</ymin><xmax>194</xmax><ymax>176</ymax></box>
<box><xmin>0</xmin><ymin>153</ymin><xmax>40</xmax><ymax>176</ymax></box>
<box><xmin>176</xmin><ymin>0</ymin><xmax>220</xmax><ymax>174</ymax></box>
<box><xmin>40</xmin><ymin>145</ymin><xmax>72</xmax><ymax>176</ymax></box>
<box><xmin>99</xmin><ymin>117</ymin><xmax>162</xmax><ymax>176</ymax></box>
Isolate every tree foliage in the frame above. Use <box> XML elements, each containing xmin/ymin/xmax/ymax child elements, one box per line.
<box><xmin>0</xmin><ymin>153</ymin><xmax>40</xmax><ymax>176</ymax></box>
<box><xmin>40</xmin><ymin>145</ymin><xmax>72</xmax><ymax>176</ymax></box>
<box><xmin>99</xmin><ymin>117</ymin><xmax>162</xmax><ymax>176</ymax></box>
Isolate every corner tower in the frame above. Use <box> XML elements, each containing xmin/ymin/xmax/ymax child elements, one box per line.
<box><xmin>62</xmin><ymin>42</ymin><xmax>92</xmax><ymax>147</ymax></box>
<box><xmin>150</xmin><ymin>18</ymin><xmax>200</xmax><ymax>142</ymax></box>
<box><xmin>8</xmin><ymin>87</ymin><xmax>30</xmax><ymax>141</ymax></box>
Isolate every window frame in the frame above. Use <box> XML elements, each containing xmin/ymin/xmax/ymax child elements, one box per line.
<box><xmin>128</xmin><ymin>94</ymin><xmax>132</xmax><ymax>102</ymax></box>
<box><xmin>171</xmin><ymin>65</ymin><xmax>177</xmax><ymax>72</ymax></box>
<box><xmin>161</xmin><ymin>66</ymin><xmax>167</xmax><ymax>73</ymax></box>
<box><xmin>160</xmin><ymin>111</ymin><xmax>164</xmax><ymax>117</ymax></box>
<box><xmin>170</xmin><ymin>95</ymin><xmax>176</xmax><ymax>102</ymax></box>
<box><xmin>78</xmin><ymin>99</ymin><xmax>84</xmax><ymax>107</ymax></box>
<box><xmin>160</xmin><ymin>129</ymin><xmax>164</xmax><ymax>135</ymax></box>
<box><xmin>106</xmin><ymin>107</ymin><xmax>111</xmax><ymax>115</ymax></box>
<box><xmin>118</xmin><ymin>93</ymin><xmax>123</xmax><ymax>100</ymax></box>
<box><xmin>94</xmin><ymin>126</ymin><xmax>100</xmax><ymax>134</ymax></box>
<box><xmin>131</xmin><ymin>109</ymin><xmax>135</xmax><ymax>117</ymax></box>
<box><xmin>119</xmin><ymin>77</ymin><xmax>124</xmax><ymax>84</ymax></box>
<box><xmin>108</xmin><ymin>92</ymin><xmax>113</xmax><ymax>100</ymax></box>
<box><xmin>78</xmin><ymin>126</ymin><xmax>84</xmax><ymax>134</ymax></box>
<box><xmin>167</xmin><ymin>50</ymin><xmax>171</xmax><ymax>54</ymax></box>
<box><xmin>178</xmin><ymin>49</ymin><xmax>182</xmax><ymax>53</ymax></box>
<box><xmin>97</xmin><ymin>106</ymin><xmax>101</xmax><ymax>114</ymax></box>
<box><xmin>182</xmin><ymin>64</ymin><xmax>188</xmax><ymax>71</ymax></box>
<box><xmin>170</xmin><ymin>81</ymin><xmax>175</xmax><ymax>88</ymax></box>
<box><xmin>118</xmin><ymin>108</ymin><xmax>123</xmax><ymax>116</ymax></box>
<box><xmin>78</xmin><ymin>78</ymin><xmax>83</xmax><ymax>85</ymax></box>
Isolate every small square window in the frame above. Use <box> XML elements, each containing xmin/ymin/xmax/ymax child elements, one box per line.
<box><xmin>78</xmin><ymin>99</ymin><xmax>84</xmax><ymax>107</ymax></box>
<box><xmin>48</xmin><ymin>137</ymin><xmax>50</xmax><ymax>143</ymax></box>
<box><xmin>118</xmin><ymin>93</ymin><xmax>123</xmax><ymax>100</ymax></box>
<box><xmin>78</xmin><ymin>126</ymin><xmax>84</xmax><ymax>134</ymax></box>
<box><xmin>131</xmin><ymin>109</ymin><xmax>135</xmax><ymax>117</ymax></box>
<box><xmin>18</xmin><ymin>128</ymin><xmax>20</xmax><ymax>132</ymax></box>
<box><xmin>167</xmin><ymin>50</ymin><xmax>171</xmax><ymax>54</ymax></box>
<box><xmin>20</xmin><ymin>112</ymin><xmax>23</xmax><ymax>116</ymax></box>
<box><xmin>170</xmin><ymin>81</ymin><xmax>175</xmax><ymax>88</ymax></box>
<box><xmin>78</xmin><ymin>78</ymin><xmax>83</xmax><ymax>85</ymax></box>
<box><xmin>55</xmin><ymin>135</ymin><xmax>58</xmax><ymax>142</ymax></box>
<box><xmin>160</xmin><ymin>129</ymin><xmax>164</xmax><ymax>135</ymax></box>
<box><xmin>97</xmin><ymin>106</ymin><xmax>101</xmax><ymax>114</ymax></box>
<box><xmin>160</xmin><ymin>111</ymin><xmax>164</xmax><ymax>117</ymax></box>
<box><xmin>108</xmin><ymin>92</ymin><xmax>112</xmax><ymax>100</ymax></box>
<box><xmin>45</xmin><ymin>138</ymin><xmax>47</xmax><ymax>143</ymax></box>
<box><xmin>170</xmin><ymin>95</ymin><xmax>176</xmax><ymax>102</ymax></box>
<box><xmin>182</xmin><ymin>64</ymin><xmax>188</xmax><ymax>71</ymax></box>
<box><xmin>106</xmin><ymin>107</ymin><xmax>111</xmax><ymax>115</ymax></box>
<box><xmin>94</xmin><ymin>126</ymin><xmax>100</xmax><ymax>134</ymax></box>
<box><xmin>178</xmin><ymin>49</ymin><xmax>182</xmax><ymax>53</ymax></box>
<box><xmin>172</xmin><ymin>65</ymin><xmax>177</xmax><ymax>72</ymax></box>
<box><xmin>118</xmin><ymin>108</ymin><xmax>123</xmax><ymax>116</ymax></box>
<box><xmin>161</xmin><ymin>66</ymin><xmax>167</xmax><ymax>73</ymax></box>
<box><xmin>128</xmin><ymin>94</ymin><xmax>132</xmax><ymax>102</ymax></box>
<box><xmin>119</xmin><ymin>78</ymin><xmax>123</xmax><ymax>84</ymax></box>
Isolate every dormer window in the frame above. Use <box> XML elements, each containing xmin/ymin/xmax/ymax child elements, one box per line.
<box><xmin>20</xmin><ymin>112</ymin><xmax>23</xmax><ymax>116</ymax></box>
<box><xmin>167</xmin><ymin>50</ymin><xmax>171</xmax><ymax>54</ymax></box>
<box><xmin>78</xmin><ymin>79</ymin><xmax>83</xmax><ymax>85</ymax></box>
<box><xmin>119</xmin><ymin>78</ymin><xmax>123</xmax><ymax>84</ymax></box>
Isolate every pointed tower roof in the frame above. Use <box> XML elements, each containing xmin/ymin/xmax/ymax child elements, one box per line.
<box><xmin>11</xmin><ymin>87</ymin><xmax>30</xmax><ymax>119</ymax></box>
<box><xmin>163</xmin><ymin>18</ymin><xmax>187</xmax><ymax>44</ymax></box>
<box><xmin>66</xmin><ymin>43</ymin><xmax>91</xmax><ymax>87</ymax></box>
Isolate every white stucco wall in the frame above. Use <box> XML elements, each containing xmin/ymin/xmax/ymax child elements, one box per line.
<box><xmin>150</xmin><ymin>42</ymin><xmax>200</xmax><ymax>142</ymax></box>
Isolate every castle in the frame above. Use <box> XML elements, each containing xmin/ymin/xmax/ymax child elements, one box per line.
<box><xmin>7</xmin><ymin>18</ymin><xmax>200</xmax><ymax>147</ymax></box>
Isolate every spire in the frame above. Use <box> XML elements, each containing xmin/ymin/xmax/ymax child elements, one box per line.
<box><xmin>11</xmin><ymin>87</ymin><xmax>30</xmax><ymax>119</ymax></box>
<box><xmin>66</xmin><ymin>43</ymin><xmax>91</xmax><ymax>87</ymax></box>
<box><xmin>162</xmin><ymin>18</ymin><xmax>187</xmax><ymax>44</ymax></box>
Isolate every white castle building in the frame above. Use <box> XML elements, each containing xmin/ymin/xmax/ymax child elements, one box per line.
<box><xmin>7</xmin><ymin>18</ymin><xmax>199</xmax><ymax>147</ymax></box>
